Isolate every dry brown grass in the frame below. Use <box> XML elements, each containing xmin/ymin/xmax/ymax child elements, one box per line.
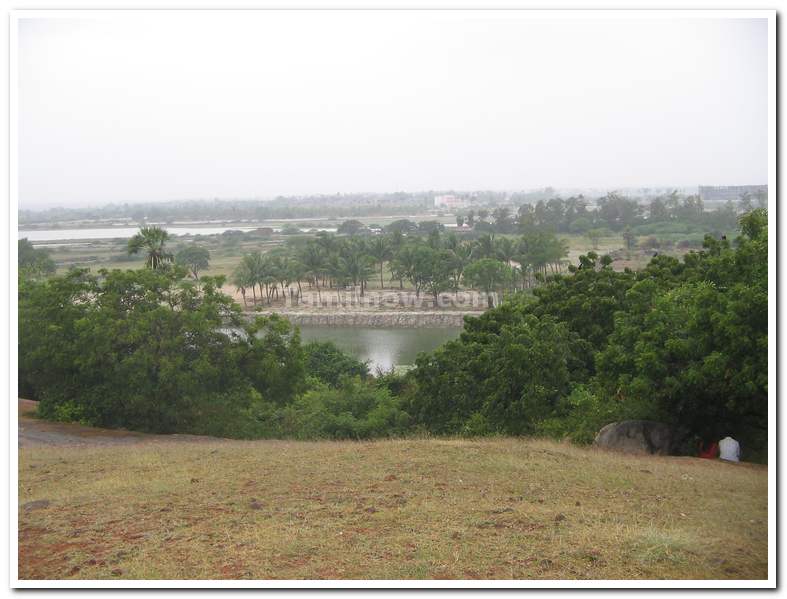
<box><xmin>18</xmin><ymin>437</ymin><xmax>767</xmax><ymax>581</ymax></box>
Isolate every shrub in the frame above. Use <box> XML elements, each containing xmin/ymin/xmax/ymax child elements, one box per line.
<box><xmin>303</xmin><ymin>341</ymin><xmax>369</xmax><ymax>387</ymax></box>
<box><xmin>286</xmin><ymin>377</ymin><xmax>410</xmax><ymax>440</ymax></box>
<box><xmin>535</xmin><ymin>385</ymin><xmax>625</xmax><ymax>444</ymax></box>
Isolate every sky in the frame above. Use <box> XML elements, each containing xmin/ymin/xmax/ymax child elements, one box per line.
<box><xmin>18</xmin><ymin>12</ymin><xmax>769</xmax><ymax>209</ymax></box>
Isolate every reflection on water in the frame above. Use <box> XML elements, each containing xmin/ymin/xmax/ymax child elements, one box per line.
<box><xmin>298</xmin><ymin>326</ymin><xmax>463</xmax><ymax>372</ymax></box>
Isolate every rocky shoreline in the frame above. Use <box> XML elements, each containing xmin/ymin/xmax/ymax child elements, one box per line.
<box><xmin>245</xmin><ymin>310</ymin><xmax>476</xmax><ymax>328</ymax></box>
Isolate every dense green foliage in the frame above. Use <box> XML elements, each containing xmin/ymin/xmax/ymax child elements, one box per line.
<box><xmin>303</xmin><ymin>341</ymin><xmax>370</xmax><ymax>387</ymax></box>
<box><xmin>18</xmin><ymin>239</ymin><xmax>56</xmax><ymax>279</ymax></box>
<box><xmin>19</xmin><ymin>267</ymin><xmax>303</xmax><ymax>436</ymax></box>
<box><xmin>19</xmin><ymin>264</ymin><xmax>397</xmax><ymax>440</ymax></box>
<box><xmin>405</xmin><ymin>210</ymin><xmax>768</xmax><ymax>458</ymax></box>
<box><xmin>18</xmin><ymin>211</ymin><xmax>768</xmax><ymax>457</ymax></box>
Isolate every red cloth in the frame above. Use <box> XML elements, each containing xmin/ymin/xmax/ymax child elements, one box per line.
<box><xmin>699</xmin><ymin>441</ymin><xmax>719</xmax><ymax>459</ymax></box>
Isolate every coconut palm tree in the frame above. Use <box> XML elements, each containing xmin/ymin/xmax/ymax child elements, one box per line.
<box><xmin>241</xmin><ymin>251</ymin><xmax>266</xmax><ymax>303</ymax></box>
<box><xmin>231</xmin><ymin>261</ymin><xmax>254</xmax><ymax>308</ymax></box>
<box><xmin>495</xmin><ymin>237</ymin><xmax>518</xmax><ymax>265</ymax></box>
<box><xmin>127</xmin><ymin>226</ymin><xmax>173</xmax><ymax>269</ymax></box>
<box><xmin>339</xmin><ymin>240</ymin><xmax>375</xmax><ymax>297</ymax></box>
<box><xmin>472</xmin><ymin>233</ymin><xmax>496</xmax><ymax>260</ymax></box>
<box><xmin>368</xmin><ymin>236</ymin><xmax>392</xmax><ymax>289</ymax></box>
<box><xmin>299</xmin><ymin>242</ymin><xmax>327</xmax><ymax>301</ymax></box>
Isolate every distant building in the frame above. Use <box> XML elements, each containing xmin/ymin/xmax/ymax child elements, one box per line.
<box><xmin>699</xmin><ymin>185</ymin><xmax>768</xmax><ymax>203</ymax></box>
<box><xmin>434</xmin><ymin>194</ymin><xmax>468</xmax><ymax>210</ymax></box>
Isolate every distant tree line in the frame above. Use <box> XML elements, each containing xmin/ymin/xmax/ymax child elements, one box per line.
<box><xmin>20</xmin><ymin>189</ymin><xmax>761</xmax><ymax>229</ymax></box>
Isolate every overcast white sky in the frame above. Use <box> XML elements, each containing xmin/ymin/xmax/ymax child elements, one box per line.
<box><xmin>18</xmin><ymin>12</ymin><xmax>768</xmax><ymax>209</ymax></box>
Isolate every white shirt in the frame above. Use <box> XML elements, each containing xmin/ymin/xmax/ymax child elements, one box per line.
<box><xmin>719</xmin><ymin>437</ymin><xmax>741</xmax><ymax>462</ymax></box>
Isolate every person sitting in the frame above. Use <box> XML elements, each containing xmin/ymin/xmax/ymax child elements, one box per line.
<box><xmin>718</xmin><ymin>436</ymin><xmax>741</xmax><ymax>462</ymax></box>
<box><xmin>698</xmin><ymin>438</ymin><xmax>719</xmax><ymax>459</ymax></box>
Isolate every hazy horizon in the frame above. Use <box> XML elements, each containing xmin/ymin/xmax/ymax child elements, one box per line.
<box><xmin>18</xmin><ymin>12</ymin><xmax>768</xmax><ymax>210</ymax></box>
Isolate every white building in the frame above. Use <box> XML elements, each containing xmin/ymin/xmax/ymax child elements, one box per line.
<box><xmin>433</xmin><ymin>194</ymin><xmax>468</xmax><ymax>210</ymax></box>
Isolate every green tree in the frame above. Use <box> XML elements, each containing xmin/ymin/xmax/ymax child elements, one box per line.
<box><xmin>421</xmin><ymin>249</ymin><xmax>455</xmax><ymax>305</ymax></box>
<box><xmin>303</xmin><ymin>341</ymin><xmax>369</xmax><ymax>387</ymax></box>
<box><xmin>127</xmin><ymin>226</ymin><xmax>173</xmax><ymax>269</ymax></box>
<box><xmin>385</xmin><ymin>219</ymin><xmax>418</xmax><ymax>235</ymax></box>
<box><xmin>231</xmin><ymin>260</ymin><xmax>253</xmax><ymax>308</ymax></box>
<box><xmin>337</xmin><ymin>220</ymin><xmax>366</xmax><ymax>235</ymax></box>
<box><xmin>595</xmin><ymin>211</ymin><xmax>767</xmax><ymax>452</ymax></box>
<box><xmin>338</xmin><ymin>239</ymin><xmax>375</xmax><ymax>296</ymax></box>
<box><xmin>299</xmin><ymin>242</ymin><xmax>327</xmax><ymax>301</ymax></box>
<box><xmin>409</xmin><ymin>309</ymin><xmax>583</xmax><ymax>435</ymax></box>
<box><xmin>368</xmin><ymin>236</ymin><xmax>392</xmax><ymax>289</ymax></box>
<box><xmin>472</xmin><ymin>234</ymin><xmax>497</xmax><ymax>260</ymax></box>
<box><xmin>18</xmin><ymin>239</ymin><xmax>55</xmax><ymax>278</ymax></box>
<box><xmin>568</xmin><ymin>217</ymin><xmax>592</xmax><ymax>234</ymax></box>
<box><xmin>463</xmin><ymin>259</ymin><xmax>514</xmax><ymax>308</ymax></box>
<box><xmin>175</xmin><ymin>244</ymin><xmax>210</xmax><ymax>279</ymax></box>
<box><xmin>495</xmin><ymin>237</ymin><xmax>518</xmax><ymax>265</ymax></box>
<box><xmin>19</xmin><ymin>267</ymin><xmax>305</xmax><ymax>436</ymax></box>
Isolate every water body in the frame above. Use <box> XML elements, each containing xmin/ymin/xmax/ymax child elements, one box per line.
<box><xmin>19</xmin><ymin>226</ymin><xmax>338</xmax><ymax>243</ymax></box>
<box><xmin>19</xmin><ymin>226</ymin><xmax>258</xmax><ymax>242</ymax></box>
<box><xmin>298</xmin><ymin>326</ymin><xmax>462</xmax><ymax>372</ymax></box>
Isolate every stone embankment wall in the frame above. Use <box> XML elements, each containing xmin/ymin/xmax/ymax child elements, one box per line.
<box><xmin>247</xmin><ymin>311</ymin><xmax>474</xmax><ymax>328</ymax></box>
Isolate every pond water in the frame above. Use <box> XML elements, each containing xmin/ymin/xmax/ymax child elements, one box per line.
<box><xmin>298</xmin><ymin>326</ymin><xmax>463</xmax><ymax>372</ymax></box>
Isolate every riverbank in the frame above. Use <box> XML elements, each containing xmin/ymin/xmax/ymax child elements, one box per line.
<box><xmin>247</xmin><ymin>310</ymin><xmax>472</xmax><ymax>328</ymax></box>
<box><xmin>228</xmin><ymin>287</ymin><xmax>489</xmax><ymax>327</ymax></box>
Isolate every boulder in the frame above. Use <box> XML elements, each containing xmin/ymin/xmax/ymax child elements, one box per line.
<box><xmin>593</xmin><ymin>420</ymin><xmax>676</xmax><ymax>455</ymax></box>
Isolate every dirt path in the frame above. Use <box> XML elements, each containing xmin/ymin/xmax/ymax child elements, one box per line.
<box><xmin>17</xmin><ymin>400</ymin><xmax>221</xmax><ymax>448</ymax></box>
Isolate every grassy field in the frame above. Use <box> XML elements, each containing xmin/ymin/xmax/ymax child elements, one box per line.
<box><xmin>19</xmin><ymin>435</ymin><xmax>767</xmax><ymax>580</ymax></box>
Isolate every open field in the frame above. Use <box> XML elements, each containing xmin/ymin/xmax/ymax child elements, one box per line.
<box><xmin>18</xmin><ymin>403</ymin><xmax>767</xmax><ymax>581</ymax></box>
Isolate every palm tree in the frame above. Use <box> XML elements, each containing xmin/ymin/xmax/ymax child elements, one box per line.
<box><xmin>390</xmin><ymin>244</ymin><xmax>417</xmax><ymax>291</ymax></box>
<box><xmin>453</xmin><ymin>242</ymin><xmax>473</xmax><ymax>290</ymax></box>
<box><xmin>339</xmin><ymin>240</ymin><xmax>375</xmax><ymax>296</ymax></box>
<box><xmin>231</xmin><ymin>261</ymin><xmax>254</xmax><ymax>308</ymax></box>
<box><xmin>389</xmin><ymin>230</ymin><xmax>405</xmax><ymax>253</ymax></box>
<box><xmin>495</xmin><ymin>237</ymin><xmax>517</xmax><ymax>265</ymax></box>
<box><xmin>127</xmin><ymin>226</ymin><xmax>173</xmax><ymax>269</ymax></box>
<box><xmin>299</xmin><ymin>242</ymin><xmax>327</xmax><ymax>301</ymax></box>
<box><xmin>241</xmin><ymin>251</ymin><xmax>265</xmax><ymax>304</ymax></box>
<box><xmin>472</xmin><ymin>233</ymin><xmax>496</xmax><ymax>260</ymax></box>
<box><xmin>368</xmin><ymin>236</ymin><xmax>392</xmax><ymax>289</ymax></box>
<box><xmin>443</xmin><ymin>233</ymin><xmax>460</xmax><ymax>252</ymax></box>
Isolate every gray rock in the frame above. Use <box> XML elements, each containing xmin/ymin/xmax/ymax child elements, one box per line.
<box><xmin>594</xmin><ymin>420</ymin><xmax>677</xmax><ymax>455</ymax></box>
<box><xmin>22</xmin><ymin>499</ymin><xmax>50</xmax><ymax>511</ymax></box>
